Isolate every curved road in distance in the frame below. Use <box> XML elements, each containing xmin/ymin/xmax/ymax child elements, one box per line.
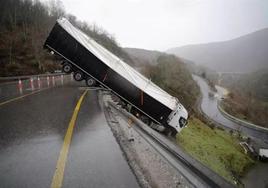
<box><xmin>0</xmin><ymin>77</ymin><xmax>139</xmax><ymax>188</ymax></box>
<box><xmin>193</xmin><ymin>75</ymin><xmax>268</xmax><ymax>146</ymax></box>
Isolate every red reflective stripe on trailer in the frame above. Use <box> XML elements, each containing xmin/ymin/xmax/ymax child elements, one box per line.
<box><xmin>103</xmin><ymin>72</ymin><xmax>108</xmax><ymax>82</ymax></box>
<box><xmin>141</xmin><ymin>90</ymin><xmax>144</xmax><ymax>105</ymax></box>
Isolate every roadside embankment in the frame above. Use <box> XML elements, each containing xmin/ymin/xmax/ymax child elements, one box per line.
<box><xmin>99</xmin><ymin>92</ymin><xmax>193</xmax><ymax>188</ymax></box>
<box><xmin>177</xmin><ymin>117</ymin><xmax>255</xmax><ymax>185</ymax></box>
<box><xmin>101</xmin><ymin>91</ymin><xmax>235</xmax><ymax>188</ymax></box>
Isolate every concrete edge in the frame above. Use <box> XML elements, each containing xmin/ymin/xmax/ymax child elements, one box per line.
<box><xmin>217</xmin><ymin>100</ymin><xmax>268</xmax><ymax>133</ymax></box>
<box><xmin>106</xmin><ymin>96</ymin><xmax>235</xmax><ymax>188</ymax></box>
<box><xmin>97</xmin><ymin>91</ymin><xmax>151</xmax><ymax>188</ymax></box>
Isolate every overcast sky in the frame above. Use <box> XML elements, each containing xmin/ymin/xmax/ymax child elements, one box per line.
<box><xmin>59</xmin><ymin>0</ymin><xmax>268</xmax><ymax>51</ymax></box>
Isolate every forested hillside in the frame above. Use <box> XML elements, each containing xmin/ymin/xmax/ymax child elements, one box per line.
<box><xmin>220</xmin><ymin>69</ymin><xmax>268</xmax><ymax>126</ymax></box>
<box><xmin>126</xmin><ymin>48</ymin><xmax>200</xmax><ymax>111</ymax></box>
<box><xmin>146</xmin><ymin>55</ymin><xmax>200</xmax><ymax>110</ymax></box>
<box><xmin>124</xmin><ymin>47</ymin><xmax>163</xmax><ymax>66</ymax></box>
<box><xmin>0</xmin><ymin>0</ymin><xmax>133</xmax><ymax>76</ymax></box>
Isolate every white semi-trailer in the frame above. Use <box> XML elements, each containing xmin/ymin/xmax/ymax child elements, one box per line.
<box><xmin>44</xmin><ymin>18</ymin><xmax>188</xmax><ymax>134</ymax></box>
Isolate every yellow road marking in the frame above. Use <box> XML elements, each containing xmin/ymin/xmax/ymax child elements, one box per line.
<box><xmin>0</xmin><ymin>88</ymin><xmax>49</xmax><ymax>106</ymax></box>
<box><xmin>51</xmin><ymin>90</ymin><xmax>88</xmax><ymax>188</ymax></box>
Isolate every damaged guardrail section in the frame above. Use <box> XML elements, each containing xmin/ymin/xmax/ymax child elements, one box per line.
<box><xmin>102</xmin><ymin>91</ymin><xmax>234</xmax><ymax>188</ymax></box>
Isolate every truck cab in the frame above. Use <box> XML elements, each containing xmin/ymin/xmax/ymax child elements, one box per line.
<box><xmin>167</xmin><ymin>104</ymin><xmax>188</xmax><ymax>132</ymax></box>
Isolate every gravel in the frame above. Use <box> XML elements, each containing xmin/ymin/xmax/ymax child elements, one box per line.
<box><xmin>100</xmin><ymin>92</ymin><xmax>193</xmax><ymax>188</ymax></box>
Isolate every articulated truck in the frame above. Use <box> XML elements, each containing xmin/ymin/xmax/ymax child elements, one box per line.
<box><xmin>44</xmin><ymin>18</ymin><xmax>188</xmax><ymax>134</ymax></box>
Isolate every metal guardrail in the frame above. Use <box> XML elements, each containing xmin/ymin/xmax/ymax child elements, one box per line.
<box><xmin>0</xmin><ymin>73</ymin><xmax>66</xmax><ymax>81</ymax></box>
<box><xmin>217</xmin><ymin>100</ymin><xmax>268</xmax><ymax>132</ymax></box>
<box><xmin>107</xmin><ymin>99</ymin><xmax>234</xmax><ymax>188</ymax></box>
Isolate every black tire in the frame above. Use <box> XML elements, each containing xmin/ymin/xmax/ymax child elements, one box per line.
<box><xmin>140</xmin><ymin>115</ymin><xmax>150</xmax><ymax>125</ymax></box>
<box><xmin>170</xmin><ymin>127</ymin><xmax>178</xmax><ymax>137</ymax></box>
<box><xmin>62</xmin><ymin>63</ymin><xmax>72</xmax><ymax>73</ymax></box>
<box><xmin>130</xmin><ymin>107</ymin><xmax>139</xmax><ymax>117</ymax></box>
<box><xmin>164</xmin><ymin>126</ymin><xmax>177</xmax><ymax>137</ymax></box>
<box><xmin>85</xmin><ymin>78</ymin><xmax>96</xmax><ymax>87</ymax></box>
<box><xmin>73</xmin><ymin>71</ymin><xmax>83</xmax><ymax>81</ymax></box>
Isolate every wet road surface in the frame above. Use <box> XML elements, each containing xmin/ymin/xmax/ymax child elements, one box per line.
<box><xmin>0</xmin><ymin>78</ymin><xmax>139</xmax><ymax>188</ymax></box>
<box><xmin>0</xmin><ymin>74</ymin><xmax>72</xmax><ymax>104</ymax></box>
<box><xmin>193</xmin><ymin>75</ymin><xmax>268</xmax><ymax>144</ymax></box>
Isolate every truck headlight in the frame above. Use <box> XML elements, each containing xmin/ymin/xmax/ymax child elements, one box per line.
<box><xmin>179</xmin><ymin>117</ymin><xmax>187</xmax><ymax>128</ymax></box>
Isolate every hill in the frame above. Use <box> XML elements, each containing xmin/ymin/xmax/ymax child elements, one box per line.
<box><xmin>0</xmin><ymin>0</ymin><xmax>133</xmax><ymax>76</ymax></box>
<box><xmin>125</xmin><ymin>47</ymin><xmax>194</xmax><ymax>66</ymax></box>
<box><xmin>124</xmin><ymin>48</ymin><xmax>163</xmax><ymax>66</ymax></box>
<box><xmin>125</xmin><ymin>48</ymin><xmax>200</xmax><ymax>110</ymax></box>
<box><xmin>221</xmin><ymin>68</ymin><xmax>268</xmax><ymax>101</ymax></box>
<box><xmin>219</xmin><ymin>68</ymin><xmax>268</xmax><ymax>126</ymax></box>
<box><xmin>167</xmin><ymin>28</ymin><xmax>268</xmax><ymax>73</ymax></box>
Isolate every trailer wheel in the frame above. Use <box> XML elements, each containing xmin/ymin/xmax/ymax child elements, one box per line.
<box><xmin>62</xmin><ymin>63</ymin><xmax>72</xmax><ymax>73</ymax></box>
<box><xmin>86</xmin><ymin>78</ymin><xmax>96</xmax><ymax>87</ymax></box>
<box><xmin>74</xmin><ymin>71</ymin><xmax>83</xmax><ymax>81</ymax></box>
<box><xmin>140</xmin><ymin>115</ymin><xmax>150</xmax><ymax>125</ymax></box>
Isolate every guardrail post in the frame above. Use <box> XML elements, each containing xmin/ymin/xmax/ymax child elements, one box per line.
<box><xmin>30</xmin><ymin>77</ymin><xmax>34</xmax><ymax>90</ymax></box>
<box><xmin>18</xmin><ymin>79</ymin><xmax>23</xmax><ymax>94</ymax></box>
<box><xmin>52</xmin><ymin>76</ymin><xmax>55</xmax><ymax>86</ymax></box>
<box><xmin>47</xmin><ymin>76</ymin><xmax>50</xmax><ymax>87</ymax></box>
<box><xmin>61</xmin><ymin>75</ymin><xmax>64</xmax><ymax>85</ymax></box>
<box><xmin>38</xmin><ymin>77</ymin><xmax>41</xmax><ymax>89</ymax></box>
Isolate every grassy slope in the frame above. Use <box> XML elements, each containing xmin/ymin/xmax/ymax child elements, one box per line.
<box><xmin>176</xmin><ymin>117</ymin><xmax>254</xmax><ymax>184</ymax></box>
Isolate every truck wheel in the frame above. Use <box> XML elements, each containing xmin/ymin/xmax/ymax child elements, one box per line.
<box><xmin>74</xmin><ymin>71</ymin><xmax>83</xmax><ymax>81</ymax></box>
<box><xmin>164</xmin><ymin>127</ymin><xmax>177</xmax><ymax>137</ymax></box>
<box><xmin>62</xmin><ymin>63</ymin><xmax>72</xmax><ymax>73</ymax></box>
<box><xmin>170</xmin><ymin>127</ymin><xmax>177</xmax><ymax>137</ymax></box>
<box><xmin>86</xmin><ymin>78</ymin><xmax>96</xmax><ymax>87</ymax></box>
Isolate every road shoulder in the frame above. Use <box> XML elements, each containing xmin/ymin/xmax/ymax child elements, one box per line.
<box><xmin>100</xmin><ymin>92</ymin><xmax>193</xmax><ymax>188</ymax></box>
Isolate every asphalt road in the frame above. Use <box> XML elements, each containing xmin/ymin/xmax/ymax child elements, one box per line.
<box><xmin>193</xmin><ymin>75</ymin><xmax>268</xmax><ymax>145</ymax></box>
<box><xmin>0</xmin><ymin>77</ymin><xmax>139</xmax><ymax>188</ymax></box>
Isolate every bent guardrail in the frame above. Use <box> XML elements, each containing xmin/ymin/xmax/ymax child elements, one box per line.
<box><xmin>105</xmin><ymin>94</ymin><xmax>234</xmax><ymax>188</ymax></box>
